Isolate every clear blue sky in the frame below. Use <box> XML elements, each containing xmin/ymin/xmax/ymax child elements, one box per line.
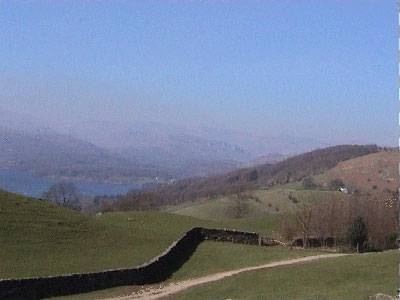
<box><xmin>0</xmin><ymin>0</ymin><xmax>396</xmax><ymax>146</ymax></box>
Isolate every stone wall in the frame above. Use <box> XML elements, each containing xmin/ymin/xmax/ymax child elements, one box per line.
<box><xmin>201</xmin><ymin>228</ymin><xmax>259</xmax><ymax>244</ymax></box>
<box><xmin>0</xmin><ymin>227</ymin><xmax>274</xmax><ymax>300</ymax></box>
<box><xmin>292</xmin><ymin>236</ymin><xmax>336</xmax><ymax>248</ymax></box>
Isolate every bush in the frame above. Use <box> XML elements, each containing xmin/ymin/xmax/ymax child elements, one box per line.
<box><xmin>288</xmin><ymin>192</ymin><xmax>298</xmax><ymax>203</ymax></box>
<box><xmin>247</xmin><ymin>170</ymin><xmax>258</xmax><ymax>182</ymax></box>
<box><xmin>384</xmin><ymin>232</ymin><xmax>398</xmax><ymax>249</ymax></box>
<box><xmin>227</xmin><ymin>175</ymin><xmax>239</xmax><ymax>183</ymax></box>
<box><xmin>302</xmin><ymin>176</ymin><xmax>316</xmax><ymax>189</ymax></box>
<box><xmin>327</xmin><ymin>178</ymin><xmax>344</xmax><ymax>190</ymax></box>
<box><xmin>101</xmin><ymin>192</ymin><xmax>161</xmax><ymax>212</ymax></box>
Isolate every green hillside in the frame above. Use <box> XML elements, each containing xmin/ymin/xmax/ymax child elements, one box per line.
<box><xmin>151</xmin><ymin>144</ymin><xmax>378</xmax><ymax>206</ymax></box>
<box><xmin>0</xmin><ymin>189</ymin><xmax>201</xmax><ymax>278</ymax></box>
<box><xmin>55</xmin><ymin>243</ymin><xmax>320</xmax><ymax>300</ymax></box>
<box><xmin>0</xmin><ymin>189</ymin><xmax>281</xmax><ymax>279</ymax></box>
<box><xmin>165</xmin><ymin>188</ymin><xmax>353</xmax><ymax>222</ymax></box>
<box><xmin>169</xmin><ymin>250</ymin><xmax>397</xmax><ymax>300</ymax></box>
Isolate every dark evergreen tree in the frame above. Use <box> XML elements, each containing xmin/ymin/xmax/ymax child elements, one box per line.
<box><xmin>347</xmin><ymin>216</ymin><xmax>368</xmax><ymax>252</ymax></box>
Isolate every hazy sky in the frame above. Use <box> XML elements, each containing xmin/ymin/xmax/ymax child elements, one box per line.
<box><xmin>0</xmin><ymin>0</ymin><xmax>396</xmax><ymax>146</ymax></box>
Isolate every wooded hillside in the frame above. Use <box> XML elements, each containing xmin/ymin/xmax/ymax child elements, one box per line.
<box><xmin>150</xmin><ymin>144</ymin><xmax>378</xmax><ymax>206</ymax></box>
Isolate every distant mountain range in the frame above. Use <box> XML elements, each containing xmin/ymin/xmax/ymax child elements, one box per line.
<box><xmin>0</xmin><ymin>108</ymin><xmax>331</xmax><ymax>183</ymax></box>
<box><xmin>60</xmin><ymin>119</ymin><xmax>330</xmax><ymax>161</ymax></box>
<box><xmin>242</xmin><ymin>153</ymin><xmax>291</xmax><ymax>168</ymax></box>
<box><xmin>0</xmin><ymin>125</ymin><xmax>168</xmax><ymax>184</ymax></box>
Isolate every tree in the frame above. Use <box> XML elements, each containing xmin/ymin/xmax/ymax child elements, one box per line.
<box><xmin>42</xmin><ymin>181</ymin><xmax>80</xmax><ymax>210</ymax></box>
<box><xmin>247</xmin><ymin>170</ymin><xmax>258</xmax><ymax>182</ymax></box>
<box><xmin>101</xmin><ymin>192</ymin><xmax>161</xmax><ymax>212</ymax></box>
<box><xmin>347</xmin><ymin>216</ymin><xmax>368</xmax><ymax>252</ymax></box>
<box><xmin>327</xmin><ymin>178</ymin><xmax>344</xmax><ymax>190</ymax></box>
<box><xmin>227</xmin><ymin>193</ymin><xmax>249</xmax><ymax>218</ymax></box>
<box><xmin>301</xmin><ymin>176</ymin><xmax>316</xmax><ymax>189</ymax></box>
<box><xmin>294</xmin><ymin>202</ymin><xmax>313</xmax><ymax>248</ymax></box>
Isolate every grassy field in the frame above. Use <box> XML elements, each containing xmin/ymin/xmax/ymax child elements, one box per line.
<box><xmin>0</xmin><ymin>189</ymin><xmax>281</xmax><ymax>279</ymax></box>
<box><xmin>168</xmin><ymin>250</ymin><xmax>397</xmax><ymax>300</ymax></box>
<box><xmin>165</xmin><ymin>150</ymin><xmax>397</xmax><ymax>225</ymax></box>
<box><xmin>2</xmin><ymin>174</ymin><xmax>396</xmax><ymax>300</ymax></box>
<box><xmin>54</xmin><ymin>243</ymin><xmax>321</xmax><ymax>300</ymax></box>
<box><xmin>165</xmin><ymin>188</ymin><xmax>351</xmax><ymax>222</ymax></box>
<box><xmin>0</xmin><ymin>189</ymin><xmax>206</xmax><ymax>278</ymax></box>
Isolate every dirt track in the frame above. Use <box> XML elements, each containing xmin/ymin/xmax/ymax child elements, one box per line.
<box><xmin>104</xmin><ymin>253</ymin><xmax>347</xmax><ymax>300</ymax></box>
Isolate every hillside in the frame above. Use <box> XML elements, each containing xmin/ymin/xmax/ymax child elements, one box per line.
<box><xmin>62</xmin><ymin>120</ymin><xmax>327</xmax><ymax>162</ymax></box>
<box><xmin>52</xmin><ymin>120</ymin><xmax>251</xmax><ymax>178</ymax></box>
<box><xmin>242</xmin><ymin>152</ymin><xmax>291</xmax><ymax>168</ymax></box>
<box><xmin>0</xmin><ymin>109</ymin><xmax>332</xmax><ymax>181</ymax></box>
<box><xmin>161</xmin><ymin>146</ymin><xmax>396</xmax><ymax>235</ymax></box>
<box><xmin>0</xmin><ymin>125</ymin><xmax>169</xmax><ymax>184</ymax></box>
<box><xmin>150</xmin><ymin>144</ymin><xmax>378</xmax><ymax>206</ymax></box>
<box><xmin>0</xmin><ymin>189</ymin><xmax>200</xmax><ymax>278</ymax></box>
<box><xmin>168</xmin><ymin>250</ymin><xmax>396</xmax><ymax>300</ymax></box>
<box><xmin>314</xmin><ymin>148</ymin><xmax>397</xmax><ymax>192</ymax></box>
<box><xmin>0</xmin><ymin>189</ymin><xmax>281</xmax><ymax>279</ymax></box>
<box><xmin>165</xmin><ymin>189</ymin><xmax>353</xmax><ymax>222</ymax></box>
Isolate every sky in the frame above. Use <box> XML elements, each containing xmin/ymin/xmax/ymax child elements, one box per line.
<box><xmin>0</xmin><ymin>0</ymin><xmax>397</xmax><ymax>146</ymax></box>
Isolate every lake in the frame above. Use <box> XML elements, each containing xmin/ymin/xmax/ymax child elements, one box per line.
<box><xmin>0</xmin><ymin>168</ymin><xmax>141</xmax><ymax>198</ymax></box>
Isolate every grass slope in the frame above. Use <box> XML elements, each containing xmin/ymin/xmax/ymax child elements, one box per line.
<box><xmin>315</xmin><ymin>150</ymin><xmax>397</xmax><ymax>192</ymax></box>
<box><xmin>0</xmin><ymin>189</ymin><xmax>202</xmax><ymax>278</ymax></box>
<box><xmin>0</xmin><ymin>190</ymin><xmax>280</xmax><ymax>279</ymax></box>
<box><xmin>169</xmin><ymin>250</ymin><xmax>397</xmax><ymax>300</ymax></box>
<box><xmin>166</xmin><ymin>189</ymin><xmax>351</xmax><ymax>222</ymax></box>
<box><xmin>55</xmin><ymin>243</ymin><xmax>320</xmax><ymax>300</ymax></box>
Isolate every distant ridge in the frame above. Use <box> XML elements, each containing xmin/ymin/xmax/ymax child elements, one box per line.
<box><xmin>150</xmin><ymin>144</ymin><xmax>379</xmax><ymax>206</ymax></box>
<box><xmin>0</xmin><ymin>125</ymin><xmax>168</xmax><ymax>184</ymax></box>
<box><xmin>243</xmin><ymin>153</ymin><xmax>291</xmax><ymax>168</ymax></box>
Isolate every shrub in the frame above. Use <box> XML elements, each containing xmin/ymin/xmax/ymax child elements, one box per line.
<box><xmin>302</xmin><ymin>176</ymin><xmax>317</xmax><ymax>189</ymax></box>
<box><xmin>288</xmin><ymin>192</ymin><xmax>298</xmax><ymax>203</ymax></box>
<box><xmin>384</xmin><ymin>232</ymin><xmax>398</xmax><ymax>249</ymax></box>
<box><xmin>327</xmin><ymin>178</ymin><xmax>344</xmax><ymax>190</ymax></box>
<box><xmin>101</xmin><ymin>192</ymin><xmax>161</xmax><ymax>212</ymax></box>
<box><xmin>227</xmin><ymin>175</ymin><xmax>240</xmax><ymax>183</ymax></box>
<box><xmin>247</xmin><ymin>170</ymin><xmax>258</xmax><ymax>182</ymax></box>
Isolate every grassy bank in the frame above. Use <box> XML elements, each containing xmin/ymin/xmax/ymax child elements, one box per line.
<box><xmin>0</xmin><ymin>190</ymin><xmax>280</xmax><ymax>279</ymax></box>
<box><xmin>54</xmin><ymin>243</ymin><xmax>320</xmax><ymax>300</ymax></box>
<box><xmin>169</xmin><ymin>250</ymin><xmax>397</xmax><ymax>300</ymax></box>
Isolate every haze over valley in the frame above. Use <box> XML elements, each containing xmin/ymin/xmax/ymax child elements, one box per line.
<box><xmin>0</xmin><ymin>107</ymin><xmax>333</xmax><ymax>193</ymax></box>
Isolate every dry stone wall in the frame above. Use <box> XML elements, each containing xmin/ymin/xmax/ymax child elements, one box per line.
<box><xmin>0</xmin><ymin>227</ymin><xmax>274</xmax><ymax>300</ymax></box>
<box><xmin>201</xmin><ymin>228</ymin><xmax>259</xmax><ymax>244</ymax></box>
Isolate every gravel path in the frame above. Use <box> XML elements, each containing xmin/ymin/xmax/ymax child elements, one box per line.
<box><xmin>104</xmin><ymin>253</ymin><xmax>347</xmax><ymax>300</ymax></box>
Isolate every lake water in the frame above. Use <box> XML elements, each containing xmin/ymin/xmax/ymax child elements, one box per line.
<box><xmin>0</xmin><ymin>168</ymin><xmax>141</xmax><ymax>198</ymax></box>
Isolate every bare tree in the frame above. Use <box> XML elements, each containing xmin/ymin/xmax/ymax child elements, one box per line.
<box><xmin>227</xmin><ymin>193</ymin><xmax>250</xmax><ymax>219</ymax></box>
<box><xmin>100</xmin><ymin>192</ymin><xmax>161</xmax><ymax>212</ymax></box>
<box><xmin>294</xmin><ymin>202</ymin><xmax>313</xmax><ymax>248</ymax></box>
<box><xmin>281</xmin><ymin>191</ymin><xmax>398</xmax><ymax>251</ymax></box>
<box><xmin>42</xmin><ymin>181</ymin><xmax>81</xmax><ymax>210</ymax></box>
